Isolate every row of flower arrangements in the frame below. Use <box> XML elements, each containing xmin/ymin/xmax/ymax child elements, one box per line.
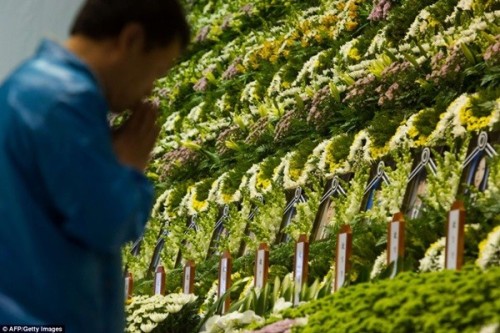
<box><xmin>149</xmin><ymin>0</ymin><xmax>499</xmax><ymax>188</ymax></box>
<box><xmin>122</xmin><ymin>0</ymin><xmax>500</xmax><ymax>331</ymax></box>
<box><xmin>123</xmin><ymin>90</ymin><xmax>500</xmax><ymax>277</ymax></box>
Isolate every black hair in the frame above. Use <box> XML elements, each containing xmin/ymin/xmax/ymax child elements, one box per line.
<box><xmin>70</xmin><ymin>0</ymin><xmax>190</xmax><ymax>50</ymax></box>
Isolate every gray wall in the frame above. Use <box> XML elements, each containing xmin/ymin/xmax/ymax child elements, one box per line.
<box><xmin>0</xmin><ymin>0</ymin><xmax>84</xmax><ymax>81</ymax></box>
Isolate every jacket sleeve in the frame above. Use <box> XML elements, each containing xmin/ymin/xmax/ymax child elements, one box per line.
<box><xmin>28</xmin><ymin>93</ymin><xmax>154</xmax><ymax>254</ymax></box>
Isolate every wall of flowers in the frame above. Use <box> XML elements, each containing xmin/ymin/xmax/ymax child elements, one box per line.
<box><xmin>123</xmin><ymin>0</ymin><xmax>500</xmax><ymax>332</ymax></box>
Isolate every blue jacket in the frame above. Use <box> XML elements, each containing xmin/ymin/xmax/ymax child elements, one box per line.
<box><xmin>0</xmin><ymin>40</ymin><xmax>154</xmax><ymax>332</ymax></box>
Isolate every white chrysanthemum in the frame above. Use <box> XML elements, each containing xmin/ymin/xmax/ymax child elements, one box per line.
<box><xmin>317</xmin><ymin>138</ymin><xmax>334</xmax><ymax>174</ymax></box>
<box><xmin>477</xmin><ymin>226</ymin><xmax>500</xmax><ymax>269</ymax></box>
<box><xmin>427</xmin><ymin>94</ymin><xmax>469</xmax><ymax>144</ymax></box>
<box><xmin>247</xmin><ymin>169</ymin><xmax>261</xmax><ymax>199</ymax></box>
<box><xmin>238</xmin><ymin>175</ymin><xmax>249</xmax><ymax>192</ymax></box>
<box><xmin>367</xmin><ymin>26</ymin><xmax>388</xmax><ymax>55</ymax></box>
<box><xmin>207</xmin><ymin>173</ymin><xmax>226</xmax><ymax>202</ymax></box>
<box><xmin>180</xmin><ymin>128</ymin><xmax>200</xmax><ymax>141</ymax></box>
<box><xmin>273</xmin><ymin>297</ymin><xmax>293</xmax><ymax>313</ymax></box>
<box><xmin>202</xmin><ymin>279</ymin><xmax>219</xmax><ymax>309</ymax></box>
<box><xmin>282</xmin><ymin>151</ymin><xmax>315</xmax><ymax>190</ymax></box>
<box><xmin>300</xmin><ymin>6</ymin><xmax>321</xmax><ymax>19</ymax></box>
<box><xmin>293</xmin><ymin>50</ymin><xmax>327</xmax><ymax>86</ymax></box>
<box><xmin>166</xmin><ymin>304</ymin><xmax>183</xmax><ymax>313</ymax></box>
<box><xmin>388</xmin><ymin>111</ymin><xmax>423</xmax><ymax>150</ymax></box>
<box><xmin>186</xmin><ymin>102</ymin><xmax>205</xmax><ymax>122</ymax></box>
<box><xmin>348</xmin><ymin>130</ymin><xmax>372</xmax><ymax>162</ymax></box>
<box><xmin>202</xmin><ymin>314</ymin><xmax>221</xmax><ymax>333</ymax></box>
<box><xmin>240</xmin><ymin>310</ymin><xmax>263</xmax><ymax>325</ymax></box>
<box><xmin>419</xmin><ymin>237</ymin><xmax>446</xmax><ymax>272</ymax></box>
<box><xmin>201</xmin><ymin>311</ymin><xmax>263</xmax><ymax>333</ymax></box>
<box><xmin>457</xmin><ymin>0</ymin><xmax>473</xmax><ymax>10</ymax></box>
<box><xmin>179</xmin><ymin>187</ymin><xmax>194</xmax><ymax>216</ymax></box>
<box><xmin>163</xmin><ymin>112</ymin><xmax>180</xmax><ymax>132</ymax></box>
<box><xmin>339</xmin><ymin>38</ymin><xmax>359</xmax><ymax>61</ymax></box>
<box><xmin>479</xmin><ymin>323</ymin><xmax>500</xmax><ymax>333</ymax></box>
<box><xmin>149</xmin><ymin>312</ymin><xmax>169</xmax><ymax>323</ymax></box>
<box><xmin>240</xmin><ymin>81</ymin><xmax>259</xmax><ymax>105</ymax></box>
<box><xmin>489</xmin><ymin>98</ymin><xmax>500</xmax><ymax>129</ymax></box>
<box><xmin>405</xmin><ymin>9</ymin><xmax>431</xmax><ymax>40</ymax></box>
<box><xmin>196</xmin><ymin>51</ymin><xmax>215</xmax><ymax>71</ymax></box>
<box><xmin>140</xmin><ymin>322</ymin><xmax>158</xmax><ymax>333</ymax></box>
<box><xmin>125</xmin><ymin>323</ymin><xmax>137</xmax><ymax>332</ymax></box>
<box><xmin>278</xmin><ymin>97</ymin><xmax>298</xmax><ymax>111</ymax></box>
<box><xmin>370</xmin><ymin>250</ymin><xmax>388</xmax><ymax>280</ymax></box>
<box><xmin>267</xmin><ymin>67</ymin><xmax>285</xmax><ymax>97</ymax></box>
<box><xmin>151</xmin><ymin>189</ymin><xmax>172</xmax><ymax>219</ymax></box>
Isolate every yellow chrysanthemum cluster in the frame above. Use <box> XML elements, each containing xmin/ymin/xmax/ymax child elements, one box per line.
<box><xmin>460</xmin><ymin>107</ymin><xmax>493</xmax><ymax>132</ymax></box>
<box><xmin>256</xmin><ymin>175</ymin><xmax>271</xmax><ymax>190</ymax></box>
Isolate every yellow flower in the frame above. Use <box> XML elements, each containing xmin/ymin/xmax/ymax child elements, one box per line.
<box><xmin>460</xmin><ymin>107</ymin><xmax>492</xmax><ymax>132</ymax></box>
<box><xmin>348</xmin><ymin>48</ymin><xmax>361</xmax><ymax>61</ymax></box>
<box><xmin>408</xmin><ymin>126</ymin><xmax>419</xmax><ymax>138</ymax></box>
<box><xmin>370</xmin><ymin>145</ymin><xmax>389</xmax><ymax>159</ymax></box>
<box><xmin>289</xmin><ymin>168</ymin><xmax>301</xmax><ymax>180</ymax></box>
<box><xmin>414</xmin><ymin>136</ymin><xmax>428</xmax><ymax>147</ymax></box>
<box><xmin>222</xmin><ymin>193</ymin><xmax>233</xmax><ymax>203</ymax></box>
<box><xmin>328</xmin><ymin>161</ymin><xmax>339</xmax><ymax>174</ymax></box>
<box><xmin>282</xmin><ymin>81</ymin><xmax>291</xmax><ymax>89</ymax></box>
<box><xmin>321</xmin><ymin>15</ymin><xmax>336</xmax><ymax>26</ymax></box>
<box><xmin>236</xmin><ymin>64</ymin><xmax>246</xmax><ymax>73</ymax></box>
<box><xmin>192</xmin><ymin>198</ymin><xmax>208</xmax><ymax>212</ymax></box>
<box><xmin>478</xmin><ymin>237</ymin><xmax>489</xmax><ymax>254</ymax></box>
<box><xmin>256</xmin><ymin>175</ymin><xmax>271</xmax><ymax>189</ymax></box>
<box><xmin>260</xmin><ymin>48</ymin><xmax>271</xmax><ymax>60</ymax></box>
<box><xmin>345</xmin><ymin>21</ymin><xmax>358</xmax><ymax>32</ymax></box>
<box><xmin>300</xmin><ymin>20</ymin><xmax>312</xmax><ymax>33</ymax></box>
<box><xmin>428</xmin><ymin>18</ymin><xmax>439</xmax><ymax>29</ymax></box>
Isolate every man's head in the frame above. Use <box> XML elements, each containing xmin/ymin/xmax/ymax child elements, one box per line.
<box><xmin>68</xmin><ymin>0</ymin><xmax>190</xmax><ymax>111</ymax></box>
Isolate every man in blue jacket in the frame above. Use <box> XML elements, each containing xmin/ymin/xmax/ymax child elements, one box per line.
<box><xmin>0</xmin><ymin>0</ymin><xmax>189</xmax><ymax>332</ymax></box>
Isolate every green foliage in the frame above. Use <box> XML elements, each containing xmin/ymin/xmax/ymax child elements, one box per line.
<box><xmin>329</xmin><ymin>134</ymin><xmax>354</xmax><ymax>165</ymax></box>
<box><xmin>412</xmin><ymin>107</ymin><xmax>443</xmax><ymax>137</ymax></box>
<box><xmin>469</xmin><ymin>88</ymin><xmax>500</xmax><ymax>118</ymax></box>
<box><xmin>232</xmin><ymin>252</ymin><xmax>255</xmax><ymax>277</ymax></box>
<box><xmin>282</xmin><ymin>267</ymin><xmax>500</xmax><ymax>333</ymax></box>
<box><xmin>349</xmin><ymin>216</ymin><xmax>388</xmax><ymax>284</ymax></box>
<box><xmin>308</xmin><ymin>238</ymin><xmax>336</xmax><ymax>282</ymax></box>
<box><xmin>385</xmin><ymin>0</ymin><xmax>439</xmax><ymax>46</ymax></box>
<box><xmin>229</xmin><ymin>273</ymin><xmax>334</xmax><ymax>317</ymax></box>
<box><xmin>194</xmin><ymin>256</ymin><xmax>220</xmax><ymax>297</ymax></box>
<box><xmin>427</xmin><ymin>0</ymin><xmax>459</xmax><ymax>22</ymax></box>
<box><xmin>404</xmin><ymin>204</ymin><xmax>447</xmax><ymax>270</ymax></box>
<box><xmin>125</xmin><ymin>294</ymin><xmax>202</xmax><ymax>333</ymax></box>
<box><xmin>269</xmin><ymin>242</ymin><xmax>295</xmax><ymax>273</ymax></box>
<box><xmin>156</xmin><ymin>297</ymin><xmax>202</xmax><ymax>333</ymax></box>
<box><xmin>368</xmin><ymin>111</ymin><xmax>407</xmax><ymax>147</ymax></box>
<box><xmin>166</xmin><ymin>268</ymin><xmax>183</xmax><ymax>294</ymax></box>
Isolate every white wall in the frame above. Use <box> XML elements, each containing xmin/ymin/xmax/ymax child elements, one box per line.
<box><xmin>0</xmin><ymin>0</ymin><xmax>84</xmax><ymax>81</ymax></box>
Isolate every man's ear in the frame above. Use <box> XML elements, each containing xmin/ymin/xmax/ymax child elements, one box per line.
<box><xmin>117</xmin><ymin>23</ymin><xmax>146</xmax><ymax>56</ymax></box>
